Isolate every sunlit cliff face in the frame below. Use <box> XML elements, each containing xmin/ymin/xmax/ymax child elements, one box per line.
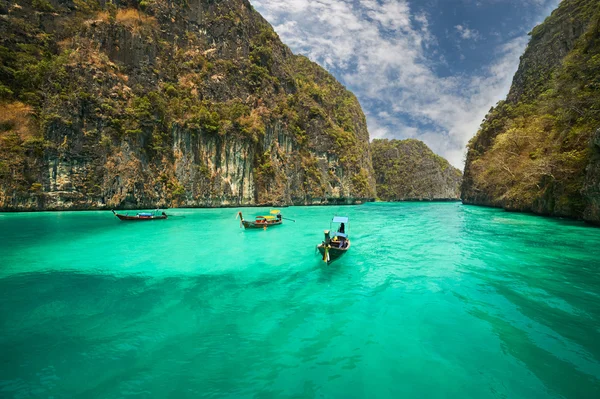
<box><xmin>0</xmin><ymin>0</ymin><xmax>378</xmax><ymax>210</ymax></box>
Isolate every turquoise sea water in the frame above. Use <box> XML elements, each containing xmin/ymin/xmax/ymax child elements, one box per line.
<box><xmin>1</xmin><ymin>202</ymin><xmax>600</xmax><ymax>398</ymax></box>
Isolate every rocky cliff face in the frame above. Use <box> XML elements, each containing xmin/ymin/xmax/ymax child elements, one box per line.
<box><xmin>0</xmin><ymin>0</ymin><xmax>376</xmax><ymax>211</ymax></box>
<box><xmin>462</xmin><ymin>0</ymin><xmax>600</xmax><ymax>223</ymax></box>
<box><xmin>371</xmin><ymin>139</ymin><xmax>462</xmax><ymax>201</ymax></box>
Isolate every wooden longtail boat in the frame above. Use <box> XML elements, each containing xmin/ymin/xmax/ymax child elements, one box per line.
<box><xmin>317</xmin><ymin>216</ymin><xmax>351</xmax><ymax>264</ymax></box>
<box><xmin>112</xmin><ymin>210</ymin><xmax>168</xmax><ymax>221</ymax></box>
<box><xmin>237</xmin><ymin>210</ymin><xmax>283</xmax><ymax>229</ymax></box>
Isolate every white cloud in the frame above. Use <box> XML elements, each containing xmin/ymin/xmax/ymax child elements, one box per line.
<box><xmin>455</xmin><ymin>24</ymin><xmax>481</xmax><ymax>41</ymax></box>
<box><xmin>251</xmin><ymin>0</ymin><xmax>553</xmax><ymax>168</ymax></box>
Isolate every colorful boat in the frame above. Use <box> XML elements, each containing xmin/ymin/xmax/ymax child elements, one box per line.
<box><xmin>317</xmin><ymin>216</ymin><xmax>350</xmax><ymax>264</ymax></box>
<box><xmin>112</xmin><ymin>209</ymin><xmax>168</xmax><ymax>221</ymax></box>
<box><xmin>237</xmin><ymin>210</ymin><xmax>283</xmax><ymax>229</ymax></box>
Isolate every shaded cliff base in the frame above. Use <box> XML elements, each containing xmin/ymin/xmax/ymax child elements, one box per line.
<box><xmin>378</xmin><ymin>198</ymin><xmax>461</xmax><ymax>203</ymax></box>
<box><xmin>461</xmin><ymin>200</ymin><xmax>600</xmax><ymax>227</ymax></box>
<box><xmin>0</xmin><ymin>196</ymin><xmax>375</xmax><ymax>212</ymax></box>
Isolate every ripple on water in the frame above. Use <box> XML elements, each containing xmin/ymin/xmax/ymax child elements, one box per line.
<box><xmin>1</xmin><ymin>203</ymin><xmax>600</xmax><ymax>397</ymax></box>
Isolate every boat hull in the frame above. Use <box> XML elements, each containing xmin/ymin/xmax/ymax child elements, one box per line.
<box><xmin>114</xmin><ymin>213</ymin><xmax>167</xmax><ymax>221</ymax></box>
<box><xmin>317</xmin><ymin>241</ymin><xmax>351</xmax><ymax>264</ymax></box>
<box><xmin>241</xmin><ymin>220</ymin><xmax>282</xmax><ymax>229</ymax></box>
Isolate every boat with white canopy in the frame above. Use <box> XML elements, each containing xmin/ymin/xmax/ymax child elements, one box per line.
<box><xmin>317</xmin><ymin>216</ymin><xmax>350</xmax><ymax>264</ymax></box>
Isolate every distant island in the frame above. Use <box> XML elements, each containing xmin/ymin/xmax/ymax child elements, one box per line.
<box><xmin>371</xmin><ymin>139</ymin><xmax>462</xmax><ymax>201</ymax></box>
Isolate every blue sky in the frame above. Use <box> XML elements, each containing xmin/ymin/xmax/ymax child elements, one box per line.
<box><xmin>251</xmin><ymin>0</ymin><xmax>561</xmax><ymax>167</ymax></box>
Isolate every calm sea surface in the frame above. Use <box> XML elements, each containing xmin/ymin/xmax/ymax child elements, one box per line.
<box><xmin>1</xmin><ymin>203</ymin><xmax>600</xmax><ymax>398</ymax></box>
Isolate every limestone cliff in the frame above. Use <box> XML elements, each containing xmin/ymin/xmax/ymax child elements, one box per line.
<box><xmin>462</xmin><ymin>0</ymin><xmax>600</xmax><ymax>223</ymax></box>
<box><xmin>371</xmin><ymin>139</ymin><xmax>462</xmax><ymax>201</ymax></box>
<box><xmin>0</xmin><ymin>0</ymin><xmax>376</xmax><ymax>210</ymax></box>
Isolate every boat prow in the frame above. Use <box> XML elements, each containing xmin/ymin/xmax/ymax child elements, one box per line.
<box><xmin>317</xmin><ymin>237</ymin><xmax>351</xmax><ymax>264</ymax></box>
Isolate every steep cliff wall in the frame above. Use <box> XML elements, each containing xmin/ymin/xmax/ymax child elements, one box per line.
<box><xmin>0</xmin><ymin>0</ymin><xmax>376</xmax><ymax>210</ymax></box>
<box><xmin>462</xmin><ymin>0</ymin><xmax>600</xmax><ymax>223</ymax></box>
<box><xmin>371</xmin><ymin>139</ymin><xmax>462</xmax><ymax>201</ymax></box>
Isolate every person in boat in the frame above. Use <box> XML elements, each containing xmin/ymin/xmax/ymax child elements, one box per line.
<box><xmin>332</xmin><ymin>235</ymin><xmax>344</xmax><ymax>248</ymax></box>
<box><xmin>339</xmin><ymin>223</ymin><xmax>345</xmax><ymax>234</ymax></box>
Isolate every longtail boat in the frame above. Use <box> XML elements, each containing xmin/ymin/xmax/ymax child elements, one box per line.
<box><xmin>317</xmin><ymin>216</ymin><xmax>351</xmax><ymax>264</ymax></box>
<box><xmin>112</xmin><ymin>209</ymin><xmax>168</xmax><ymax>221</ymax></box>
<box><xmin>237</xmin><ymin>210</ymin><xmax>283</xmax><ymax>229</ymax></box>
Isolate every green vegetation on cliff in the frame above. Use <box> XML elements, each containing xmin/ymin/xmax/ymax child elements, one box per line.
<box><xmin>462</xmin><ymin>0</ymin><xmax>600</xmax><ymax>222</ymax></box>
<box><xmin>0</xmin><ymin>0</ymin><xmax>375</xmax><ymax>210</ymax></box>
<box><xmin>371</xmin><ymin>139</ymin><xmax>462</xmax><ymax>201</ymax></box>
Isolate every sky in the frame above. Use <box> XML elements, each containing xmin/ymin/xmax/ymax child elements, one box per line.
<box><xmin>250</xmin><ymin>0</ymin><xmax>561</xmax><ymax>168</ymax></box>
